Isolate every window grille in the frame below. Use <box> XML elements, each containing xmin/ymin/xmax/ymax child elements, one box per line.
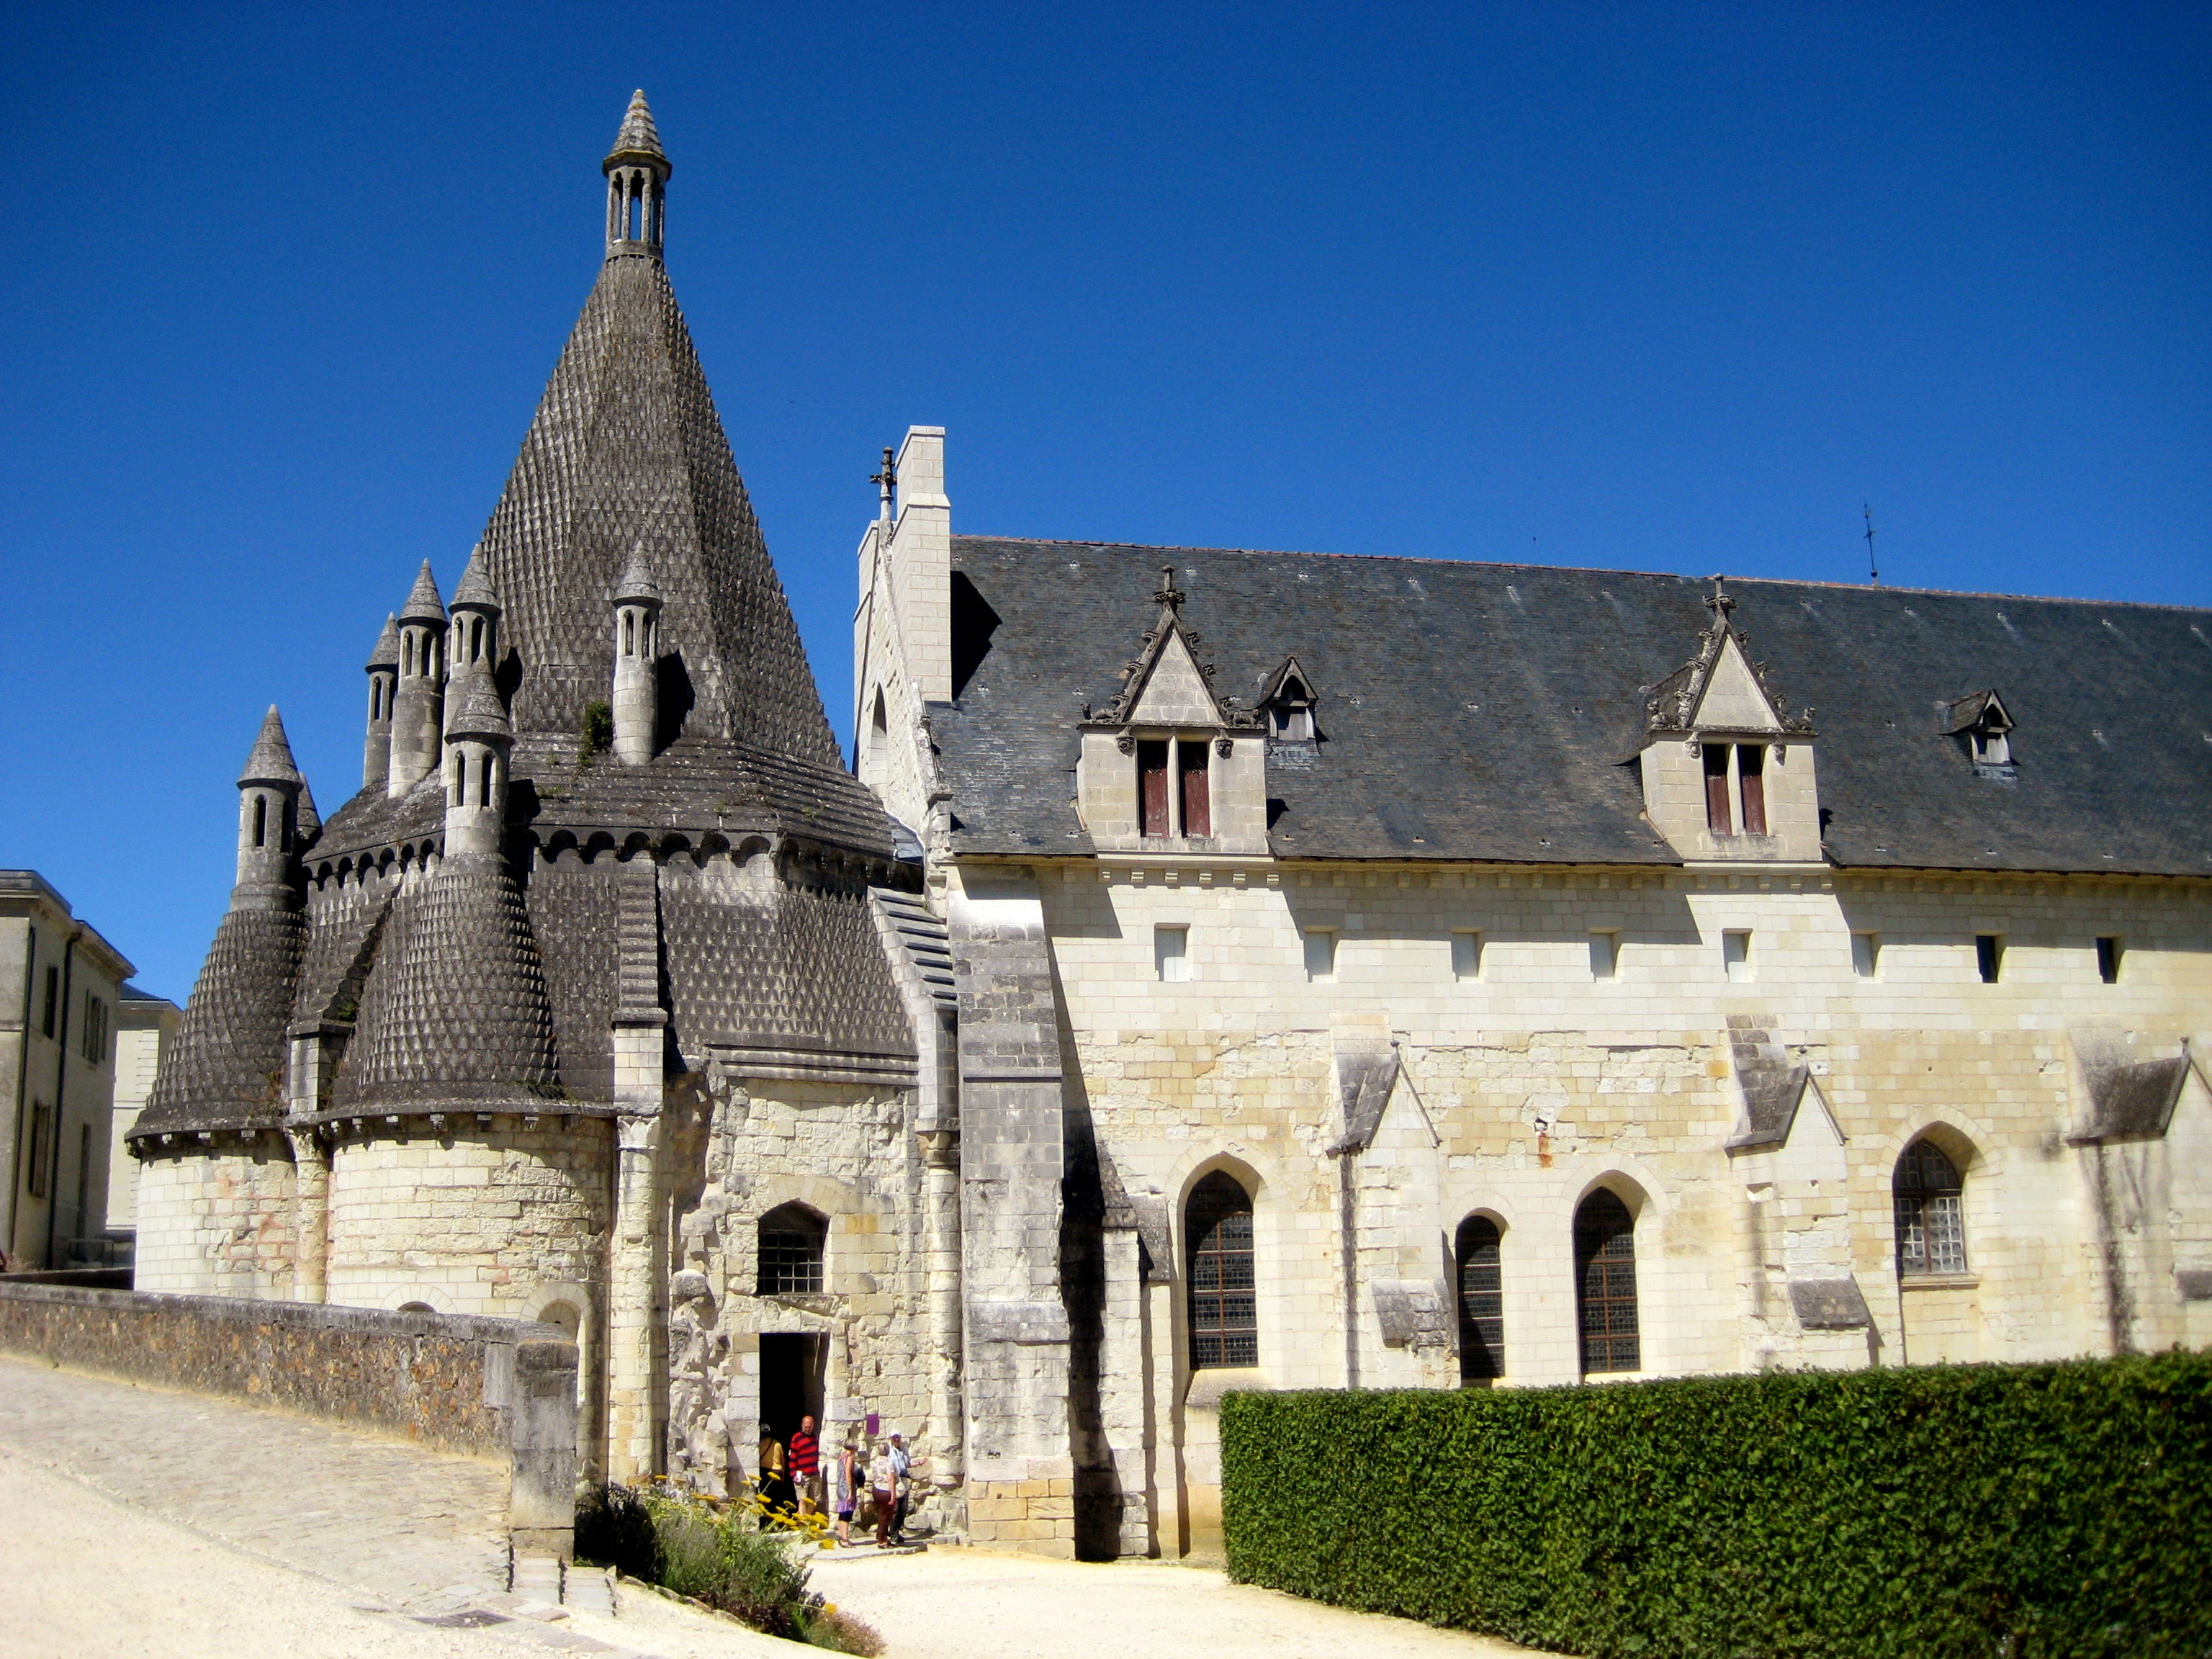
<box><xmin>1894</xmin><ymin>1140</ymin><xmax>1966</xmax><ymax>1277</ymax></box>
<box><xmin>757</xmin><ymin>1205</ymin><xmax>826</xmax><ymax>1295</ymax></box>
<box><xmin>1456</xmin><ymin>1215</ymin><xmax>1504</xmax><ymax>1382</ymax></box>
<box><xmin>1573</xmin><ymin>1189</ymin><xmax>1639</xmax><ymax>1373</ymax></box>
<box><xmin>1187</xmin><ymin>1172</ymin><xmax>1257</xmax><ymax>1369</ymax></box>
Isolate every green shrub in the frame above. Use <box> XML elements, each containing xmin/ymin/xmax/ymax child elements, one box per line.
<box><xmin>1221</xmin><ymin>1349</ymin><xmax>2212</xmax><ymax>1659</ymax></box>
<box><xmin>576</xmin><ymin>1483</ymin><xmax>828</xmax><ymax>1645</ymax></box>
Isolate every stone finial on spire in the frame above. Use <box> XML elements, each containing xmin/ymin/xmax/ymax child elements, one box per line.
<box><xmin>1704</xmin><ymin>575</ymin><xmax>1736</xmax><ymax>622</ymax></box>
<box><xmin>605</xmin><ymin>90</ymin><xmax>670</xmax><ymax>255</ymax></box>
<box><xmin>606</xmin><ymin>90</ymin><xmax>668</xmax><ymax>174</ymax></box>
<box><xmin>399</xmin><ymin>560</ymin><xmax>447</xmax><ymax>625</ymax></box>
<box><xmin>238</xmin><ymin>706</ymin><xmax>305</xmax><ymax>788</ymax></box>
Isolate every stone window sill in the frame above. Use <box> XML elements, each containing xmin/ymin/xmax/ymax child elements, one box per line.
<box><xmin>1899</xmin><ymin>1274</ymin><xmax>1980</xmax><ymax>1291</ymax></box>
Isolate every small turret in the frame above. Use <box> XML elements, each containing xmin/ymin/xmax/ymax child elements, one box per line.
<box><xmin>604</xmin><ymin>90</ymin><xmax>670</xmax><ymax>257</ymax></box>
<box><xmin>448</xmin><ymin>545</ymin><xmax>502</xmax><ymax>681</ymax></box>
<box><xmin>444</xmin><ymin>671</ymin><xmax>513</xmax><ymax>858</ymax></box>
<box><xmin>362</xmin><ymin>613</ymin><xmax>400</xmax><ymax>791</ymax></box>
<box><xmin>611</xmin><ymin>547</ymin><xmax>662</xmax><ymax>765</ymax></box>
<box><xmin>388</xmin><ymin>562</ymin><xmax>448</xmax><ymax>798</ymax></box>
<box><xmin>235</xmin><ymin>706</ymin><xmax>305</xmax><ymax>910</ymax></box>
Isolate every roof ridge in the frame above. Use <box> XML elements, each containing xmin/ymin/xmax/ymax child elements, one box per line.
<box><xmin>951</xmin><ymin>536</ymin><xmax>2212</xmax><ymax>616</ymax></box>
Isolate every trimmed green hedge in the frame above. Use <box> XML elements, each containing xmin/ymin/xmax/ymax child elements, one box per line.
<box><xmin>1221</xmin><ymin>1351</ymin><xmax>2212</xmax><ymax>1659</ymax></box>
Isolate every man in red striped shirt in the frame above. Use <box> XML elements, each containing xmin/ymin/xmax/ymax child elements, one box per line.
<box><xmin>788</xmin><ymin>1414</ymin><xmax>822</xmax><ymax>1516</ymax></box>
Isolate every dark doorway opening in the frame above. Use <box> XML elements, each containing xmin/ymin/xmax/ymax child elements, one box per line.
<box><xmin>758</xmin><ymin>1333</ymin><xmax>824</xmax><ymax>1448</ymax></box>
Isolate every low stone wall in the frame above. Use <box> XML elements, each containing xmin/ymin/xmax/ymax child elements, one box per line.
<box><xmin>0</xmin><ymin>1283</ymin><xmax>577</xmax><ymax>1554</ymax></box>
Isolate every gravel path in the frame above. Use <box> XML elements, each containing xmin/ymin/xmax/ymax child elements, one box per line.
<box><xmin>809</xmin><ymin>1544</ymin><xmax>1545</xmax><ymax>1659</ymax></box>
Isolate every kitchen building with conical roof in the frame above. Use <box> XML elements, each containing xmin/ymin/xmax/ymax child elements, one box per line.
<box><xmin>138</xmin><ymin>91</ymin><xmax>2212</xmax><ymax>1567</ymax></box>
<box><xmin>134</xmin><ymin>96</ymin><xmax>951</xmax><ymax>1506</ymax></box>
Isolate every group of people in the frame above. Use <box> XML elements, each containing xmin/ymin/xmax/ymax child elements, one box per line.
<box><xmin>756</xmin><ymin>1415</ymin><xmax>914</xmax><ymax>1547</ymax></box>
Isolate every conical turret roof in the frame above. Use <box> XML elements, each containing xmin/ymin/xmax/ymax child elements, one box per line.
<box><xmin>451</xmin><ymin>544</ymin><xmax>500</xmax><ymax>613</ymax></box>
<box><xmin>615</xmin><ymin>543</ymin><xmax>662</xmax><ymax>605</ymax></box>
<box><xmin>238</xmin><ymin>706</ymin><xmax>306</xmax><ymax>788</ymax></box>
<box><xmin>398</xmin><ymin>560</ymin><xmax>447</xmax><ymax>624</ymax></box>
<box><xmin>338</xmin><ymin>857</ymin><xmax>561</xmax><ymax>1110</ymax></box>
<box><xmin>367</xmin><ymin>613</ymin><xmax>400</xmax><ymax>670</ymax></box>
<box><xmin>474</xmin><ymin>210</ymin><xmax>841</xmax><ymax>769</ymax></box>
<box><xmin>447</xmin><ymin>670</ymin><xmax>513</xmax><ymax>742</ymax></box>
<box><xmin>605</xmin><ymin>89</ymin><xmax>667</xmax><ymax>174</ymax></box>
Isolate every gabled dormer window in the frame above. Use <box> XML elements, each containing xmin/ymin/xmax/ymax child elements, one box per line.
<box><xmin>1258</xmin><ymin>656</ymin><xmax>1318</xmax><ymax>743</ymax></box>
<box><xmin>1701</xmin><ymin>742</ymin><xmax>1768</xmax><ymax>836</ymax></box>
<box><xmin>1945</xmin><ymin>691</ymin><xmax>2015</xmax><ymax>772</ymax></box>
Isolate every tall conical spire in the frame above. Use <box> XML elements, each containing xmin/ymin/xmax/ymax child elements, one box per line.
<box><xmin>604</xmin><ymin>89</ymin><xmax>670</xmax><ymax>255</ymax></box>
<box><xmin>480</xmin><ymin>108</ymin><xmax>844</xmax><ymax>771</ymax></box>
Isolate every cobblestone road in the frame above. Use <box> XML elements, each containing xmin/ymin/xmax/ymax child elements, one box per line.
<box><xmin>0</xmin><ymin>1352</ymin><xmax>511</xmax><ymax>1606</ymax></box>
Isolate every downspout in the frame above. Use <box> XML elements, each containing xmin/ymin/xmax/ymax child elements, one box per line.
<box><xmin>1336</xmin><ymin>1147</ymin><xmax>1359</xmax><ymax>1389</ymax></box>
<box><xmin>43</xmin><ymin>932</ymin><xmax>76</xmax><ymax>1268</ymax></box>
<box><xmin>5</xmin><ymin>925</ymin><xmax>35</xmax><ymax>1256</ymax></box>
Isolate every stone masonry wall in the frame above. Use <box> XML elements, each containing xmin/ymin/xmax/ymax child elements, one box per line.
<box><xmin>134</xmin><ymin>1141</ymin><xmax>298</xmax><ymax>1297</ymax></box>
<box><xmin>0</xmin><ymin>1281</ymin><xmax>578</xmax><ymax>1547</ymax></box>
<box><xmin>1021</xmin><ymin>858</ymin><xmax>2212</xmax><ymax>1555</ymax></box>
<box><xmin>664</xmin><ymin>1074</ymin><xmax>949</xmax><ymax>1522</ymax></box>
<box><xmin>325</xmin><ymin>1118</ymin><xmax>612</xmax><ymax>1318</ymax></box>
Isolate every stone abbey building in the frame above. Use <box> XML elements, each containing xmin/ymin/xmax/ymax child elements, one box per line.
<box><xmin>138</xmin><ymin>94</ymin><xmax>2212</xmax><ymax>1560</ymax></box>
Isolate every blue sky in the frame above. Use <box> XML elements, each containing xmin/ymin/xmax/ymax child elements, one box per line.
<box><xmin>3</xmin><ymin>3</ymin><xmax>2206</xmax><ymax>999</ymax></box>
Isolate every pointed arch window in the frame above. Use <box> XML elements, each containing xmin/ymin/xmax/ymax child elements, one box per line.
<box><xmin>1894</xmin><ymin>1139</ymin><xmax>1966</xmax><ymax>1276</ymax></box>
<box><xmin>1573</xmin><ymin>1189</ymin><xmax>1640</xmax><ymax>1374</ymax></box>
<box><xmin>1186</xmin><ymin>1172</ymin><xmax>1257</xmax><ymax>1368</ymax></box>
<box><xmin>1455</xmin><ymin>1215</ymin><xmax>1503</xmax><ymax>1382</ymax></box>
<box><xmin>758</xmin><ymin>1203</ymin><xmax>827</xmax><ymax>1295</ymax></box>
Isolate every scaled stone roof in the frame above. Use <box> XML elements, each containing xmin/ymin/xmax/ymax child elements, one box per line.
<box><xmin>135</xmin><ymin>907</ymin><xmax>304</xmax><ymax>1136</ymax></box>
<box><xmin>337</xmin><ymin>854</ymin><xmax>562</xmax><ymax>1110</ymax></box>
<box><xmin>475</xmin><ymin>251</ymin><xmax>837</xmax><ymax>758</ymax></box>
<box><xmin>935</xmin><ymin>538</ymin><xmax>2212</xmax><ymax>875</ymax></box>
<box><xmin>399</xmin><ymin>560</ymin><xmax>446</xmax><ymax>624</ymax></box>
<box><xmin>451</xmin><ymin>544</ymin><xmax>500</xmax><ymax>612</ymax></box>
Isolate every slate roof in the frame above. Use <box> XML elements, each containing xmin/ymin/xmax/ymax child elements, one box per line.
<box><xmin>935</xmin><ymin>537</ymin><xmax>2212</xmax><ymax>875</ymax></box>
